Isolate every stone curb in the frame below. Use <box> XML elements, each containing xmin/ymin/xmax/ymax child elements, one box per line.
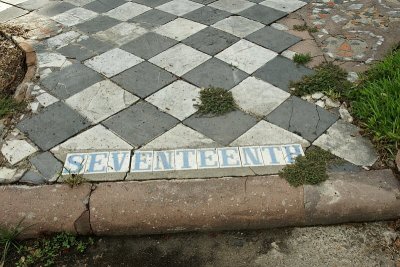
<box><xmin>0</xmin><ymin>170</ymin><xmax>399</xmax><ymax>238</ymax></box>
<box><xmin>11</xmin><ymin>36</ymin><xmax>37</xmax><ymax>102</ymax></box>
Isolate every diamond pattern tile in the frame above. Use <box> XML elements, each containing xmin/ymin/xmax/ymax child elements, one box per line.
<box><xmin>209</xmin><ymin>0</ymin><xmax>255</xmax><ymax>13</ymax></box>
<box><xmin>94</xmin><ymin>22</ymin><xmax>148</xmax><ymax>46</ymax></box>
<box><xmin>253</xmin><ymin>56</ymin><xmax>314</xmax><ymax>91</ymax></box>
<box><xmin>156</xmin><ymin>0</ymin><xmax>203</xmax><ymax>16</ymax></box>
<box><xmin>149</xmin><ymin>43</ymin><xmax>211</xmax><ymax>76</ymax></box>
<box><xmin>183</xmin><ymin>58</ymin><xmax>248</xmax><ymax>89</ymax></box>
<box><xmin>154</xmin><ymin>18</ymin><xmax>207</xmax><ymax>41</ymax></box>
<box><xmin>239</xmin><ymin>4</ymin><xmax>287</xmax><ymax>25</ymax></box>
<box><xmin>121</xmin><ymin>32</ymin><xmax>178</xmax><ymax>60</ymax></box>
<box><xmin>129</xmin><ymin>9</ymin><xmax>177</xmax><ymax>29</ymax></box>
<box><xmin>111</xmin><ymin>62</ymin><xmax>177</xmax><ymax>98</ymax></box>
<box><xmin>103</xmin><ymin>101</ymin><xmax>179</xmax><ymax>147</ymax></box>
<box><xmin>260</xmin><ymin>0</ymin><xmax>307</xmax><ymax>13</ymax></box>
<box><xmin>183</xmin><ymin>6</ymin><xmax>230</xmax><ymax>25</ymax></box>
<box><xmin>105</xmin><ymin>2</ymin><xmax>151</xmax><ymax>21</ymax></box>
<box><xmin>216</xmin><ymin>39</ymin><xmax>277</xmax><ymax>74</ymax></box>
<box><xmin>146</xmin><ymin>80</ymin><xmax>201</xmax><ymax>120</ymax></box>
<box><xmin>184</xmin><ymin>110</ymin><xmax>258</xmax><ymax>145</ymax></box>
<box><xmin>17</xmin><ymin>102</ymin><xmax>90</xmax><ymax>150</ymax></box>
<box><xmin>265</xmin><ymin>96</ymin><xmax>339</xmax><ymax>142</ymax></box>
<box><xmin>246</xmin><ymin>26</ymin><xmax>301</xmax><ymax>53</ymax></box>
<box><xmin>84</xmin><ymin>48</ymin><xmax>144</xmax><ymax>77</ymax></box>
<box><xmin>182</xmin><ymin>27</ymin><xmax>239</xmax><ymax>56</ymax></box>
<box><xmin>212</xmin><ymin>16</ymin><xmax>264</xmax><ymax>38</ymax></box>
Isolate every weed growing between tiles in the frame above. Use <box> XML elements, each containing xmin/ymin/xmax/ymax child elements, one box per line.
<box><xmin>290</xmin><ymin>62</ymin><xmax>352</xmax><ymax>100</ymax></box>
<box><xmin>293</xmin><ymin>23</ymin><xmax>318</xmax><ymax>33</ymax></box>
<box><xmin>293</xmin><ymin>53</ymin><xmax>312</xmax><ymax>65</ymax></box>
<box><xmin>348</xmin><ymin>46</ymin><xmax>400</xmax><ymax>162</ymax></box>
<box><xmin>0</xmin><ymin>96</ymin><xmax>25</xmax><ymax>119</ymax></box>
<box><xmin>196</xmin><ymin>87</ymin><xmax>236</xmax><ymax>116</ymax></box>
<box><xmin>279</xmin><ymin>147</ymin><xmax>339</xmax><ymax>187</ymax></box>
<box><xmin>63</xmin><ymin>173</ymin><xmax>87</xmax><ymax>188</ymax></box>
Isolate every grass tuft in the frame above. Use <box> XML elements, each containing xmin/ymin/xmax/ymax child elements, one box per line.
<box><xmin>63</xmin><ymin>173</ymin><xmax>86</xmax><ymax>188</ymax></box>
<box><xmin>0</xmin><ymin>95</ymin><xmax>25</xmax><ymax>119</ymax></box>
<box><xmin>197</xmin><ymin>87</ymin><xmax>236</xmax><ymax>116</ymax></box>
<box><xmin>279</xmin><ymin>147</ymin><xmax>338</xmax><ymax>187</ymax></box>
<box><xmin>290</xmin><ymin>62</ymin><xmax>352</xmax><ymax>99</ymax></box>
<box><xmin>348</xmin><ymin>48</ymin><xmax>400</xmax><ymax>160</ymax></box>
<box><xmin>293</xmin><ymin>53</ymin><xmax>312</xmax><ymax>65</ymax></box>
<box><xmin>0</xmin><ymin>219</ymin><xmax>28</xmax><ymax>267</ymax></box>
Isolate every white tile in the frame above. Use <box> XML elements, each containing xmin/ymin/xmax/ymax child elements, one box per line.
<box><xmin>313</xmin><ymin>120</ymin><xmax>378</xmax><ymax>166</ymax></box>
<box><xmin>209</xmin><ymin>0</ymin><xmax>255</xmax><ymax>13</ymax></box>
<box><xmin>196</xmin><ymin>148</ymin><xmax>219</xmax><ymax>169</ymax></box>
<box><xmin>149</xmin><ymin>44</ymin><xmax>210</xmax><ymax>76</ymax></box>
<box><xmin>239</xmin><ymin>146</ymin><xmax>264</xmax><ymax>167</ymax></box>
<box><xmin>260</xmin><ymin>145</ymin><xmax>286</xmax><ymax>165</ymax></box>
<box><xmin>65</xmin><ymin>80</ymin><xmax>139</xmax><ymax>123</ymax></box>
<box><xmin>95</xmin><ymin>22</ymin><xmax>148</xmax><ymax>45</ymax></box>
<box><xmin>153</xmin><ymin>150</ymin><xmax>175</xmax><ymax>171</ymax></box>
<box><xmin>216</xmin><ymin>39</ymin><xmax>277</xmax><ymax>74</ymax></box>
<box><xmin>156</xmin><ymin>0</ymin><xmax>203</xmax><ymax>16</ymax></box>
<box><xmin>142</xmin><ymin>124</ymin><xmax>218</xmax><ymax>150</ymax></box>
<box><xmin>230</xmin><ymin>77</ymin><xmax>290</xmax><ymax>116</ymax></box>
<box><xmin>2</xmin><ymin>0</ymin><xmax>28</xmax><ymax>4</ymax></box>
<box><xmin>51</xmin><ymin>125</ymin><xmax>133</xmax><ymax>160</ymax></box>
<box><xmin>84</xmin><ymin>152</ymin><xmax>109</xmax><ymax>174</ymax></box>
<box><xmin>230</xmin><ymin>120</ymin><xmax>310</xmax><ymax>148</ymax></box>
<box><xmin>1</xmin><ymin>139</ymin><xmax>38</xmax><ymax>165</ymax></box>
<box><xmin>36</xmin><ymin>93</ymin><xmax>59</xmax><ymax>107</ymax></box>
<box><xmin>131</xmin><ymin>151</ymin><xmax>153</xmax><ymax>172</ymax></box>
<box><xmin>105</xmin><ymin>2</ymin><xmax>151</xmax><ymax>21</ymax></box>
<box><xmin>37</xmin><ymin>52</ymin><xmax>67</xmax><ymax>68</ymax></box>
<box><xmin>107</xmin><ymin>151</ymin><xmax>131</xmax><ymax>173</ymax></box>
<box><xmin>146</xmin><ymin>80</ymin><xmax>200</xmax><ymax>121</ymax></box>
<box><xmin>64</xmin><ymin>0</ymin><xmax>95</xmax><ymax>6</ymax></box>
<box><xmin>154</xmin><ymin>18</ymin><xmax>207</xmax><ymax>41</ymax></box>
<box><xmin>212</xmin><ymin>16</ymin><xmax>263</xmax><ymax>38</ymax></box>
<box><xmin>84</xmin><ymin>48</ymin><xmax>144</xmax><ymax>77</ymax></box>
<box><xmin>260</xmin><ymin>0</ymin><xmax>306</xmax><ymax>13</ymax></box>
<box><xmin>45</xmin><ymin>31</ymin><xmax>82</xmax><ymax>49</ymax></box>
<box><xmin>217</xmin><ymin>147</ymin><xmax>242</xmax><ymax>168</ymax></box>
<box><xmin>63</xmin><ymin>153</ymin><xmax>88</xmax><ymax>174</ymax></box>
<box><xmin>281</xmin><ymin>144</ymin><xmax>304</xmax><ymax>164</ymax></box>
<box><xmin>0</xmin><ymin>2</ymin><xmax>11</xmax><ymax>12</ymax></box>
<box><xmin>175</xmin><ymin>149</ymin><xmax>198</xmax><ymax>170</ymax></box>
<box><xmin>52</xmin><ymin>7</ymin><xmax>97</xmax><ymax>26</ymax></box>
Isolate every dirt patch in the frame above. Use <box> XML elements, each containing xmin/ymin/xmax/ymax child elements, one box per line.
<box><xmin>0</xmin><ymin>32</ymin><xmax>26</xmax><ymax>96</ymax></box>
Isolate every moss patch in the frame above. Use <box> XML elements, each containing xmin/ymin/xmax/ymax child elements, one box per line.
<box><xmin>279</xmin><ymin>147</ymin><xmax>339</xmax><ymax>187</ymax></box>
<box><xmin>293</xmin><ymin>23</ymin><xmax>318</xmax><ymax>33</ymax></box>
<box><xmin>197</xmin><ymin>87</ymin><xmax>236</xmax><ymax>116</ymax></box>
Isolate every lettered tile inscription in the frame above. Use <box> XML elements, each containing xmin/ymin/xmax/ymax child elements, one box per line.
<box><xmin>62</xmin><ymin>144</ymin><xmax>304</xmax><ymax>175</ymax></box>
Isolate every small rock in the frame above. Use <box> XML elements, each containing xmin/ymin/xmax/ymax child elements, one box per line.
<box><xmin>347</xmin><ymin>72</ymin><xmax>359</xmax><ymax>83</ymax></box>
<box><xmin>0</xmin><ymin>167</ymin><xmax>26</xmax><ymax>184</ymax></box>
<box><xmin>29</xmin><ymin>102</ymin><xmax>40</xmax><ymax>113</ymax></box>
<box><xmin>325</xmin><ymin>98</ymin><xmax>341</xmax><ymax>108</ymax></box>
<box><xmin>315</xmin><ymin>100</ymin><xmax>325</xmax><ymax>108</ymax></box>
<box><xmin>301</xmin><ymin>94</ymin><xmax>312</xmax><ymax>101</ymax></box>
<box><xmin>312</xmin><ymin>92</ymin><xmax>324</xmax><ymax>100</ymax></box>
<box><xmin>339</xmin><ymin>106</ymin><xmax>353</xmax><ymax>123</ymax></box>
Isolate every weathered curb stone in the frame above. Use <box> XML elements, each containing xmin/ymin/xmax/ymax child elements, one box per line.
<box><xmin>304</xmin><ymin>170</ymin><xmax>400</xmax><ymax>225</ymax></box>
<box><xmin>0</xmin><ymin>184</ymin><xmax>91</xmax><ymax>238</ymax></box>
<box><xmin>90</xmin><ymin>176</ymin><xmax>305</xmax><ymax>235</ymax></box>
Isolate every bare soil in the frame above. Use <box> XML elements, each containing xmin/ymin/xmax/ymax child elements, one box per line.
<box><xmin>0</xmin><ymin>25</ymin><xmax>26</xmax><ymax>95</ymax></box>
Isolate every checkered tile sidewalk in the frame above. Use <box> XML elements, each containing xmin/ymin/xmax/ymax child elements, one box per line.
<box><xmin>3</xmin><ymin>0</ymin><xmax>354</xmax><ymax>176</ymax></box>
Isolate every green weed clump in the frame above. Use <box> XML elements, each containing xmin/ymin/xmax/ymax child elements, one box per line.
<box><xmin>16</xmin><ymin>232</ymin><xmax>94</xmax><ymax>267</ymax></box>
<box><xmin>0</xmin><ymin>95</ymin><xmax>25</xmax><ymax>119</ymax></box>
<box><xmin>290</xmin><ymin>62</ymin><xmax>352</xmax><ymax>99</ymax></box>
<box><xmin>293</xmin><ymin>23</ymin><xmax>318</xmax><ymax>33</ymax></box>
<box><xmin>279</xmin><ymin>148</ymin><xmax>338</xmax><ymax>187</ymax></box>
<box><xmin>293</xmin><ymin>53</ymin><xmax>312</xmax><ymax>65</ymax></box>
<box><xmin>197</xmin><ymin>87</ymin><xmax>236</xmax><ymax>116</ymax></box>
<box><xmin>348</xmin><ymin>48</ymin><xmax>400</xmax><ymax>159</ymax></box>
